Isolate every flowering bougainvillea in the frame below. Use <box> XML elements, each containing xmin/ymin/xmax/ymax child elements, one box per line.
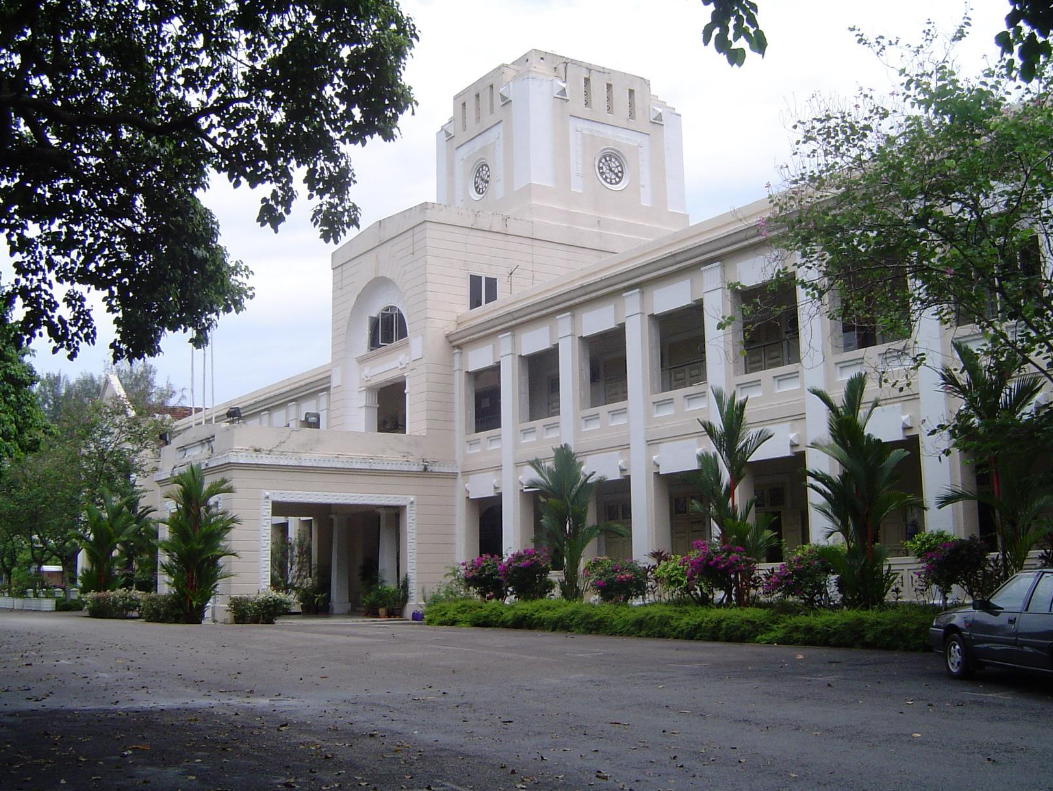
<box><xmin>499</xmin><ymin>548</ymin><xmax>554</xmax><ymax>601</ymax></box>
<box><xmin>684</xmin><ymin>540</ymin><xmax>757</xmax><ymax>606</ymax></box>
<box><xmin>762</xmin><ymin>544</ymin><xmax>834</xmax><ymax>609</ymax></box>
<box><xmin>461</xmin><ymin>555</ymin><xmax>507</xmax><ymax>601</ymax></box>
<box><xmin>583</xmin><ymin>557</ymin><xmax>647</xmax><ymax>603</ymax></box>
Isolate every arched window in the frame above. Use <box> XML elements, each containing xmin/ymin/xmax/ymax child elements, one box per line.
<box><xmin>368</xmin><ymin>306</ymin><xmax>407</xmax><ymax>351</ymax></box>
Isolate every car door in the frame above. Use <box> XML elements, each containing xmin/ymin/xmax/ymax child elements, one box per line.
<box><xmin>968</xmin><ymin>572</ymin><xmax>1037</xmax><ymax>662</ymax></box>
<box><xmin>1015</xmin><ymin>572</ymin><xmax>1053</xmax><ymax>670</ymax></box>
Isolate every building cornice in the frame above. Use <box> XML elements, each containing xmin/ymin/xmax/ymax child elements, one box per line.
<box><xmin>155</xmin><ymin>451</ymin><xmax>457</xmax><ymax>483</ymax></box>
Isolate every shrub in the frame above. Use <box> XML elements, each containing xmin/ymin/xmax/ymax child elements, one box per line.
<box><xmin>684</xmin><ymin>540</ymin><xmax>756</xmax><ymax>606</ymax></box>
<box><xmin>228</xmin><ymin>591</ymin><xmax>294</xmax><ymax>624</ymax></box>
<box><xmin>423</xmin><ymin>565</ymin><xmax>472</xmax><ymax>606</ymax></box>
<box><xmin>916</xmin><ymin>536</ymin><xmax>1002</xmax><ymax>605</ymax></box>
<box><xmin>763</xmin><ymin>544</ymin><xmax>835</xmax><ymax>609</ymax></box>
<box><xmin>56</xmin><ymin>598</ymin><xmax>85</xmax><ymax>612</ymax></box>
<box><xmin>499</xmin><ymin>548</ymin><xmax>554</xmax><ymax>601</ymax></box>
<box><xmin>84</xmin><ymin>589</ymin><xmax>142</xmax><ymax>618</ymax></box>
<box><xmin>903</xmin><ymin>530</ymin><xmax>955</xmax><ymax>560</ymax></box>
<box><xmin>140</xmin><ymin>592</ymin><xmax>184</xmax><ymax>623</ymax></box>
<box><xmin>424</xmin><ymin>599</ymin><xmax>934</xmax><ymax>652</ymax></box>
<box><xmin>583</xmin><ymin>557</ymin><xmax>647</xmax><ymax>603</ymax></box>
<box><xmin>652</xmin><ymin>556</ymin><xmax>696</xmax><ymax>603</ymax></box>
<box><xmin>462</xmin><ymin>555</ymin><xmax>507</xmax><ymax>601</ymax></box>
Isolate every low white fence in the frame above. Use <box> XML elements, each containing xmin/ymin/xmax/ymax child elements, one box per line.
<box><xmin>0</xmin><ymin>596</ymin><xmax>57</xmax><ymax>611</ymax></box>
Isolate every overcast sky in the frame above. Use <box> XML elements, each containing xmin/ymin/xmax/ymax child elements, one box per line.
<box><xmin>28</xmin><ymin>0</ymin><xmax>1009</xmax><ymax>407</ymax></box>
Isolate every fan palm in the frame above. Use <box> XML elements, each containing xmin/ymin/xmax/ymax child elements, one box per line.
<box><xmin>158</xmin><ymin>465</ymin><xmax>239</xmax><ymax>623</ymax></box>
<box><xmin>526</xmin><ymin>444</ymin><xmax>626</xmax><ymax>601</ymax></box>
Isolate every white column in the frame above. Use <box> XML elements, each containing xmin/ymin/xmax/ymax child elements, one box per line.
<box><xmin>330</xmin><ymin>515</ymin><xmax>350</xmax><ymax>614</ymax></box>
<box><xmin>624</xmin><ymin>289</ymin><xmax>654</xmax><ymax>561</ymax></box>
<box><xmin>378</xmin><ymin>508</ymin><xmax>399</xmax><ymax>586</ymax></box>
<box><xmin>453</xmin><ymin>349</ymin><xmax>468</xmax><ymax>563</ymax></box>
<box><xmin>701</xmin><ymin>262</ymin><xmax>731</xmax><ymax>426</ymax></box>
<box><xmin>557</xmin><ymin>312</ymin><xmax>576</xmax><ymax>447</ymax></box>
<box><xmin>796</xmin><ymin>271</ymin><xmax>834</xmax><ymax>543</ymax></box>
<box><xmin>499</xmin><ymin>331</ymin><xmax>520</xmax><ymax>554</ymax></box>
<box><xmin>361</xmin><ymin>388</ymin><xmax>378</xmax><ymax>433</ymax></box>
<box><xmin>311</xmin><ymin>519</ymin><xmax>322</xmax><ymax>571</ymax></box>
<box><xmin>916</xmin><ymin>308</ymin><xmax>958</xmax><ymax>535</ymax></box>
<box><xmin>701</xmin><ymin>262</ymin><xmax>730</xmax><ymax>540</ymax></box>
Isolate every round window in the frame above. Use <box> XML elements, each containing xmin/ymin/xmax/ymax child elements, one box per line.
<box><xmin>471</xmin><ymin>160</ymin><xmax>490</xmax><ymax>199</ymax></box>
<box><xmin>595</xmin><ymin>149</ymin><xmax>629</xmax><ymax>190</ymax></box>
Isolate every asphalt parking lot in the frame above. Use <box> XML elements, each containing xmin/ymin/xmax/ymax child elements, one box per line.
<box><xmin>2</xmin><ymin>611</ymin><xmax>1052</xmax><ymax>790</ymax></box>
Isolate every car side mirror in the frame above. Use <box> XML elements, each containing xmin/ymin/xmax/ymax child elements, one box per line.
<box><xmin>973</xmin><ymin>599</ymin><xmax>997</xmax><ymax>611</ymax></box>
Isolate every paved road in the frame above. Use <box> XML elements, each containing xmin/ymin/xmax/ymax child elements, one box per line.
<box><xmin>1</xmin><ymin>611</ymin><xmax>1051</xmax><ymax>790</ymax></box>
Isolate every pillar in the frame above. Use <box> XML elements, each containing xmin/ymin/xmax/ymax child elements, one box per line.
<box><xmin>361</xmin><ymin>387</ymin><xmax>378</xmax><ymax>433</ymax></box>
<box><xmin>557</xmin><ymin>312</ymin><xmax>576</xmax><ymax>448</ymax></box>
<box><xmin>624</xmin><ymin>289</ymin><xmax>660</xmax><ymax>560</ymax></box>
<box><xmin>796</xmin><ymin>269</ymin><xmax>834</xmax><ymax>543</ymax></box>
<box><xmin>330</xmin><ymin>515</ymin><xmax>350</xmax><ymax>614</ymax></box>
<box><xmin>916</xmin><ymin>308</ymin><xmax>958</xmax><ymax>535</ymax></box>
<box><xmin>453</xmin><ymin>349</ymin><xmax>468</xmax><ymax>563</ymax></box>
<box><xmin>378</xmin><ymin>507</ymin><xmax>399</xmax><ymax>586</ymax></box>
<box><xmin>499</xmin><ymin>331</ymin><xmax>521</xmax><ymax>554</ymax></box>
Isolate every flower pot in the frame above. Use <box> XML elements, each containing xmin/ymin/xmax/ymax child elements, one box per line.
<box><xmin>377</xmin><ymin>607</ymin><xmax>389</xmax><ymax>618</ymax></box>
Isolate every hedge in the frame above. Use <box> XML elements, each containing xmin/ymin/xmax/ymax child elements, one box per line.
<box><xmin>424</xmin><ymin>600</ymin><xmax>934</xmax><ymax>652</ymax></box>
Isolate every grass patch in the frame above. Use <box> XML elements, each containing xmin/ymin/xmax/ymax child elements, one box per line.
<box><xmin>425</xmin><ymin>600</ymin><xmax>934</xmax><ymax>652</ymax></box>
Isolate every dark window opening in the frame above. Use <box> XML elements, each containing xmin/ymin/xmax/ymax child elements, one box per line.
<box><xmin>470</xmin><ymin>274</ymin><xmax>498</xmax><ymax>310</ymax></box>
<box><xmin>368</xmin><ymin>306</ymin><xmax>407</xmax><ymax>351</ymax></box>
<box><xmin>471</xmin><ymin>366</ymin><xmax>501</xmax><ymax>433</ymax></box>
<box><xmin>740</xmin><ymin>284</ymin><xmax>800</xmax><ymax>373</ymax></box>
<box><xmin>658</xmin><ymin>305</ymin><xmax>706</xmax><ymax>392</ymax></box>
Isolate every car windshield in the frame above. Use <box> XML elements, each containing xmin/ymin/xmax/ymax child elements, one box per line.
<box><xmin>988</xmin><ymin>572</ymin><xmax>1038</xmax><ymax>611</ymax></box>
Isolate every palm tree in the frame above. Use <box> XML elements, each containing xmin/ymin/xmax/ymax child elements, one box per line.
<box><xmin>76</xmin><ymin>490</ymin><xmax>146</xmax><ymax>593</ymax></box>
<box><xmin>526</xmin><ymin>444</ymin><xmax>626</xmax><ymax>601</ymax></box>
<box><xmin>805</xmin><ymin>373</ymin><xmax>924</xmax><ymax>608</ymax></box>
<box><xmin>158</xmin><ymin>465</ymin><xmax>239</xmax><ymax>623</ymax></box>
<box><xmin>682</xmin><ymin>388</ymin><xmax>779</xmax><ymax>560</ymax></box>
<box><xmin>936</xmin><ymin>341</ymin><xmax>1047</xmax><ymax>576</ymax></box>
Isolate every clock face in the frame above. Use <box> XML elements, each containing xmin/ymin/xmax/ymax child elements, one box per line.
<box><xmin>596</xmin><ymin>150</ymin><xmax>628</xmax><ymax>189</ymax></box>
<box><xmin>472</xmin><ymin>161</ymin><xmax>490</xmax><ymax>198</ymax></box>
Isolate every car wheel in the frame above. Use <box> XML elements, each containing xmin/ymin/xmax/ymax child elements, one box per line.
<box><xmin>944</xmin><ymin>632</ymin><xmax>974</xmax><ymax>679</ymax></box>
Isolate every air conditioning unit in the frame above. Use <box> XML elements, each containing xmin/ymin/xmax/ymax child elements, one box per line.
<box><xmin>303</xmin><ymin>412</ymin><xmax>321</xmax><ymax>429</ymax></box>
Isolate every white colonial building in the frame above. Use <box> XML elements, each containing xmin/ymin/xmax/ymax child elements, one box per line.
<box><xmin>155</xmin><ymin>51</ymin><xmax>987</xmax><ymax>618</ymax></box>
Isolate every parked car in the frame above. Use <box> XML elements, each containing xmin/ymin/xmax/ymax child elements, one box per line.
<box><xmin>930</xmin><ymin>569</ymin><xmax>1053</xmax><ymax>678</ymax></box>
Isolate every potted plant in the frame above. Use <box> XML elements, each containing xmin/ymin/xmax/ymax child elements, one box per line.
<box><xmin>371</xmin><ymin>584</ymin><xmax>399</xmax><ymax>617</ymax></box>
<box><xmin>361</xmin><ymin>587</ymin><xmax>383</xmax><ymax>617</ymax></box>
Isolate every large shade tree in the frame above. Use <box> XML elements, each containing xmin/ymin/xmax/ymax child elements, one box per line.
<box><xmin>770</xmin><ymin>20</ymin><xmax>1053</xmax><ymax>385</ymax></box>
<box><xmin>1</xmin><ymin>0</ymin><xmax>417</xmax><ymax>359</ymax></box>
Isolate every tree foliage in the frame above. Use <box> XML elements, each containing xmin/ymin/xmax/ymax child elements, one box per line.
<box><xmin>525</xmin><ymin>444</ymin><xmax>626</xmax><ymax>602</ymax></box>
<box><xmin>771</xmin><ymin>21</ymin><xmax>1053</xmax><ymax>383</ymax></box>
<box><xmin>698</xmin><ymin>0</ymin><xmax>766</xmax><ymax>67</ymax></box>
<box><xmin>1</xmin><ymin>0</ymin><xmax>417</xmax><ymax>359</ymax></box>
<box><xmin>700</xmin><ymin>2</ymin><xmax>1053</xmax><ymax>79</ymax></box>
<box><xmin>0</xmin><ymin>314</ymin><xmax>48</xmax><ymax>461</ymax></box>
<box><xmin>158</xmin><ymin>464</ymin><xmax>238</xmax><ymax>623</ymax></box>
<box><xmin>935</xmin><ymin>342</ymin><xmax>1052</xmax><ymax>576</ymax></box>
<box><xmin>75</xmin><ymin>489</ymin><xmax>154</xmax><ymax>593</ymax></box>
